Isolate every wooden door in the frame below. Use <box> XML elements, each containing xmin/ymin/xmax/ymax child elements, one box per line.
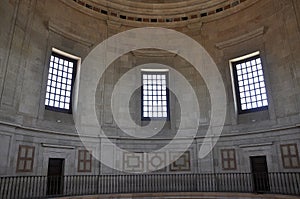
<box><xmin>250</xmin><ymin>156</ymin><xmax>270</xmax><ymax>192</ymax></box>
<box><xmin>47</xmin><ymin>158</ymin><xmax>64</xmax><ymax>195</ymax></box>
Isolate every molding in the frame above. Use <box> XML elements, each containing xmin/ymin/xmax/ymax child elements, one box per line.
<box><xmin>239</xmin><ymin>142</ymin><xmax>273</xmax><ymax>148</ymax></box>
<box><xmin>221</xmin><ymin>124</ymin><xmax>299</xmax><ymax>138</ymax></box>
<box><xmin>187</xmin><ymin>21</ymin><xmax>203</xmax><ymax>30</ymax></box>
<box><xmin>0</xmin><ymin>120</ymin><xmax>299</xmax><ymax>141</ymax></box>
<box><xmin>215</xmin><ymin>26</ymin><xmax>265</xmax><ymax>49</ymax></box>
<box><xmin>108</xmin><ymin>0</ymin><xmax>226</xmax><ymax>11</ymax></box>
<box><xmin>132</xmin><ymin>49</ymin><xmax>178</xmax><ymax>57</ymax></box>
<box><xmin>0</xmin><ymin>120</ymin><xmax>82</xmax><ymax>138</ymax></box>
<box><xmin>60</xmin><ymin>0</ymin><xmax>259</xmax><ymax>28</ymax></box>
<box><xmin>57</xmin><ymin>192</ymin><xmax>300</xmax><ymax>198</ymax></box>
<box><xmin>292</xmin><ymin>0</ymin><xmax>300</xmax><ymax>32</ymax></box>
<box><xmin>107</xmin><ymin>19</ymin><xmax>122</xmax><ymax>29</ymax></box>
<box><xmin>41</xmin><ymin>143</ymin><xmax>75</xmax><ymax>149</ymax></box>
<box><xmin>48</xmin><ymin>21</ymin><xmax>93</xmax><ymax>47</ymax></box>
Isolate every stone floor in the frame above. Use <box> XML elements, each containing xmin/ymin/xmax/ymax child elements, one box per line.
<box><xmin>58</xmin><ymin>192</ymin><xmax>300</xmax><ymax>199</ymax></box>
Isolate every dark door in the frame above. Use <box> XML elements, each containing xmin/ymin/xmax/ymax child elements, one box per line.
<box><xmin>250</xmin><ymin>156</ymin><xmax>270</xmax><ymax>192</ymax></box>
<box><xmin>47</xmin><ymin>158</ymin><xmax>64</xmax><ymax>196</ymax></box>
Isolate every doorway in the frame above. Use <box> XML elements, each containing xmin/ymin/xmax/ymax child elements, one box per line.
<box><xmin>47</xmin><ymin>158</ymin><xmax>64</xmax><ymax>196</ymax></box>
<box><xmin>250</xmin><ymin>156</ymin><xmax>270</xmax><ymax>192</ymax></box>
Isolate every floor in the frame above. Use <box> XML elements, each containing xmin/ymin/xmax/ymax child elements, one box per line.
<box><xmin>58</xmin><ymin>192</ymin><xmax>300</xmax><ymax>199</ymax></box>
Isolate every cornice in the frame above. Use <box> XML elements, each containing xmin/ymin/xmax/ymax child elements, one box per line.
<box><xmin>60</xmin><ymin>0</ymin><xmax>259</xmax><ymax>28</ymax></box>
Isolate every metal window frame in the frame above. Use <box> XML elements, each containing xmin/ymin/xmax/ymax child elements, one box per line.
<box><xmin>231</xmin><ymin>54</ymin><xmax>268</xmax><ymax>114</ymax></box>
<box><xmin>45</xmin><ymin>52</ymin><xmax>78</xmax><ymax>114</ymax></box>
<box><xmin>141</xmin><ymin>71</ymin><xmax>170</xmax><ymax>121</ymax></box>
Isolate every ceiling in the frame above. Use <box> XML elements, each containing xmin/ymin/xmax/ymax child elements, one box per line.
<box><xmin>71</xmin><ymin>0</ymin><xmax>257</xmax><ymax>27</ymax></box>
<box><xmin>125</xmin><ymin>0</ymin><xmax>189</xmax><ymax>3</ymax></box>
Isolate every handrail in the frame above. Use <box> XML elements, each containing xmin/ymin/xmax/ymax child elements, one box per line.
<box><xmin>0</xmin><ymin>172</ymin><xmax>299</xmax><ymax>198</ymax></box>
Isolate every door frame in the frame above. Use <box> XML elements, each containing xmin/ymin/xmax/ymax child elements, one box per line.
<box><xmin>47</xmin><ymin>158</ymin><xmax>65</xmax><ymax>195</ymax></box>
<box><xmin>250</xmin><ymin>155</ymin><xmax>270</xmax><ymax>193</ymax></box>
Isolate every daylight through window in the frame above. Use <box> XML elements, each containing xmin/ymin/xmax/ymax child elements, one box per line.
<box><xmin>232</xmin><ymin>54</ymin><xmax>268</xmax><ymax>113</ymax></box>
<box><xmin>45</xmin><ymin>52</ymin><xmax>77</xmax><ymax>113</ymax></box>
<box><xmin>142</xmin><ymin>72</ymin><xmax>169</xmax><ymax>119</ymax></box>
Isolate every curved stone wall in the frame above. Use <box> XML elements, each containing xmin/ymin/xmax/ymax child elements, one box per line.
<box><xmin>0</xmin><ymin>0</ymin><xmax>299</xmax><ymax>176</ymax></box>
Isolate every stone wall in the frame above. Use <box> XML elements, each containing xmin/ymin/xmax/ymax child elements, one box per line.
<box><xmin>0</xmin><ymin>0</ymin><xmax>299</xmax><ymax>175</ymax></box>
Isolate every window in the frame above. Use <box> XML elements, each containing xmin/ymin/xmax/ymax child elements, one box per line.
<box><xmin>78</xmin><ymin>150</ymin><xmax>92</xmax><ymax>172</ymax></box>
<box><xmin>16</xmin><ymin>145</ymin><xmax>35</xmax><ymax>172</ymax></box>
<box><xmin>45</xmin><ymin>51</ymin><xmax>77</xmax><ymax>113</ymax></box>
<box><xmin>280</xmin><ymin>144</ymin><xmax>300</xmax><ymax>169</ymax></box>
<box><xmin>142</xmin><ymin>71</ymin><xmax>169</xmax><ymax>120</ymax></box>
<box><xmin>231</xmin><ymin>53</ymin><xmax>268</xmax><ymax>113</ymax></box>
<box><xmin>221</xmin><ymin>149</ymin><xmax>237</xmax><ymax>170</ymax></box>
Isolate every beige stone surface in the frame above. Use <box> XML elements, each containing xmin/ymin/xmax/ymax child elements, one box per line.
<box><xmin>59</xmin><ymin>192</ymin><xmax>300</xmax><ymax>199</ymax></box>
